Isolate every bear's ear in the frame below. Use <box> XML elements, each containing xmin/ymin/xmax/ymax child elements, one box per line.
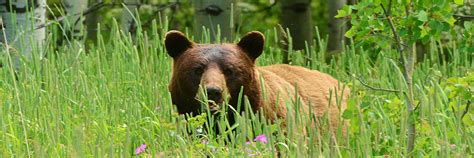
<box><xmin>237</xmin><ymin>31</ymin><xmax>265</xmax><ymax>61</ymax></box>
<box><xmin>165</xmin><ymin>30</ymin><xmax>194</xmax><ymax>59</ymax></box>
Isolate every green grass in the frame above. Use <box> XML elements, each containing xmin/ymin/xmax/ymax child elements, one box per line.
<box><xmin>0</xmin><ymin>20</ymin><xmax>473</xmax><ymax>157</ymax></box>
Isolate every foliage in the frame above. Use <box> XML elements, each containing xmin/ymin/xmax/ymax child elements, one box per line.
<box><xmin>337</xmin><ymin>0</ymin><xmax>473</xmax><ymax>53</ymax></box>
<box><xmin>1</xmin><ymin>17</ymin><xmax>473</xmax><ymax>156</ymax></box>
<box><xmin>1</xmin><ymin>0</ymin><xmax>473</xmax><ymax>157</ymax></box>
<box><xmin>444</xmin><ymin>72</ymin><xmax>473</xmax><ymax>123</ymax></box>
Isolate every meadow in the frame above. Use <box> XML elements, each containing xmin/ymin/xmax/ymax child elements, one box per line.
<box><xmin>0</xmin><ymin>20</ymin><xmax>473</xmax><ymax>157</ymax></box>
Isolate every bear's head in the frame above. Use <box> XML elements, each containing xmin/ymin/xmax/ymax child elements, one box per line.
<box><xmin>164</xmin><ymin>31</ymin><xmax>265</xmax><ymax>117</ymax></box>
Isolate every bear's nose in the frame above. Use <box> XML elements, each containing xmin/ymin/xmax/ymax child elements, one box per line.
<box><xmin>206</xmin><ymin>87</ymin><xmax>222</xmax><ymax>101</ymax></box>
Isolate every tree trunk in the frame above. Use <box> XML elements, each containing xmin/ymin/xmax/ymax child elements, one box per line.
<box><xmin>279</xmin><ymin>0</ymin><xmax>313</xmax><ymax>50</ymax></box>
<box><xmin>194</xmin><ymin>0</ymin><xmax>238</xmax><ymax>42</ymax></box>
<box><xmin>415</xmin><ymin>41</ymin><xmax>427</xmax><ymax>62</ymax></box>
<box><xmin>0</xmin><ymin>0</ymin><xmax>46</xmax><ymax>70</ymax></box>
<box><xmin>85</xmin><ymin>0</ymin><xmax>100</xmax><ymax>41</ymax></box>
<box><xmin>347</xmin><ymin>0</ymin><xmax>356</xmax><ymax>5</ymax></box>
<box><xmin>381</xmin><ymin>3</ymin><xmax>416</xmax><ymax>155</ymax></box>
<box><xmin>63</xmin><ymin>0</ymin><xmax>88</xmax><ymax>40</ymax></box>
<box><xmin>169</xmin><ymin>0</ymin><xmax>180</xmax><ymax>30</ymax></box>
<box><xmin>327</xmin><ymin>0</ymin><xmax>347</xmax><ymax>53</ymax></box>
<box><xmin>121</xmin><ymin>0</ymin><xmax>140</xmax><ymax>36</ymax></box>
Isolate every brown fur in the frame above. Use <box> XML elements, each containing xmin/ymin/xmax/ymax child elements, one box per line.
<box><xmin>256</xmin><ymin>65</ymin><xmax>350</xmax><ymax>134</ymax></box>
<box><xmin>164</xmin><ymin>30</ymin><xmax>349</xmax><ymax>134</ymax></box>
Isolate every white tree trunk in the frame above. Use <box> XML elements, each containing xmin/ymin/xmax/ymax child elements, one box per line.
<box><xmin>121</xmin><ymin>0</ymin><xmax>140</xmax><ymax>36</ymax></box>
<box><xmin>63</xmin><ymin>0</ymin><xmax>88</xmax><ymax>40</ymax></box>
<box><xmin>0</xmin><ymin>0</ymin><xmax>46</xmax><ymax>70</ymax></box>
<box><xmin>194</xmin><ymin>0</ymin><xmax>238</xmax><ymax>42</ymax></box>
<box><xmin>280</xmin><ymin>0</ymin><xmax>313</xmax><ymax>50</ymax></box>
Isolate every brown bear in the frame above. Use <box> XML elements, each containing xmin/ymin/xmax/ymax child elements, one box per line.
<box><xmin>164</xmin><ymin>30</ymin><xmax>350</xmax><ymax>134</ymax></box>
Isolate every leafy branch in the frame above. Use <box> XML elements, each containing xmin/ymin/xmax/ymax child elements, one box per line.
<box><xmin>461</xmin><ymin>100</ymin><xmax>471</xmax><ymax>120</ymax></box>
<box><xmin>454</xmin><ymin>14</ymin><xmax>474</xmax><ymax>21</ymax></box>
<box><xmin>380</xmin><ymin>0</ymin><xmax>416</xmax><ymax>156</ymax></box>
<box><xmin>352</xmin><ymin>74</ymin><xmax>400</xmax><ymax>93</ymax></box>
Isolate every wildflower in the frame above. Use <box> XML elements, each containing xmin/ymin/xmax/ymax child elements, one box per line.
<box><xmin>135</xmin><ymin>144</ymin><xmax>147</xmax><ymax>155</ymax></box>
<box><xmin>254</xmin><ymin>134</ymin><xmax>267</xmax><ymax>143</ymax></box>
<box><xmin>245</xmin><ymin>146</ymin><xmax>254</xmax><ymax>154</ymax></box>
<box><xmin>202</xmin><ymin>139</ymin><xmax>209</xmax><ymax>145</ymax></box>
<box><xmin>196</xmin><ymin>127</ymin><xmax>203</xmax><ymax>133</ymax></box>
<box><xmin>244</xmin><ymin>134</ymin><xmax>267</xmax><ymax>156</ymax></box>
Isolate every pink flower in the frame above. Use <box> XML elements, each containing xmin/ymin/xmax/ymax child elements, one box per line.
<box><xmin>202</xmin><ymin>139</ymin><xmax>209</xmax><ymax>145</ymax></box>
<box><xmin>135</xmin><ymin>144</ymin><xmax>147</xmax><ymax>155</ymax></box>
<box><xmin>254</xmin><ymin>134</ymin><xmax>267</xmax><ymax>143</ymax></box>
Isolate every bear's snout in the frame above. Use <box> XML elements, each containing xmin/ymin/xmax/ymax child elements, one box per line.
<box><xmin>206</xmin><ymin>87</ymin><xmax>223</xmax><ymax>102</ymax></box>
<box><xmin>199</xmin><ymin>63</ymin><xmax>228</xmax><ymax>104</ymax></box>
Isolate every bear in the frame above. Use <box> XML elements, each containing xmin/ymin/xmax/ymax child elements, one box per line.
<box><xmin>164</xmin><ymin>30</ymin><xmax>350</xmax><ymax>135</ymax></box>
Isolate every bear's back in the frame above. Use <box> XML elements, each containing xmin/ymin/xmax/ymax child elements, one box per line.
<box><xmin>256</xmin><ymin>64</ymin><xmax>349</xmax><ymax>132</ymax></box>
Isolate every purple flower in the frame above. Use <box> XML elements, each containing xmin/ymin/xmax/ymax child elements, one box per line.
<box><xmin>202</xmin><ymin>139</ymin><xmax>209</xmax><ymax>145</ymax></box>
<box><xmin>135</xmin><ymin>144</ymin><xmax>147</xmax><ymax>155</ymax></box>
<box><xmin>254</xmin><ymin>134</ymin><xmax>267</xmax><ymax>143</ymax></box>
<box><xmin>245</xmin><ymin>147</ymin><xmax>254</xmax><ymax>154</ymax></box>
<box><xmin>245</xmin><ymin>141</ymin><xmax>254</xmax><ymax>153</ymax></box>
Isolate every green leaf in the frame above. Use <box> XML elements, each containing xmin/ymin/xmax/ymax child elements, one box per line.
<box><xmin>417</xmin><ymin>11</ymin><xmax>428</xmax><ymax>22</ymax></box>
<box><xmin>342</xmin><ymin>109</ymin><xmax>354</xmax><ymax>119</ymax></box>
<box><xmin>454</xmin><ymin>0</ymin><xmax>464</xmax><ymax>5</ymax></box>
<box><xmin>447</xmin><ymin>16</ymin><xmax>456</xmax><ymax>26</ymax></box>
<box><xmin>420</xmin><ymin>27</ymin><xmax>428</xmax><ymax>38</ymax></box>
<box><xmin>463</xmin><ymin>91</ymin><xmax>472</xmax><ymax>100</ymax></box>
<box><xmin>465</xmin><ymin>21</ymin><xmax>473</xmax><ymax>30</ymax></box>
<box><xmin>335</xmin><ymin>5</ymin><xmax>352</xmax><ymax>18</ymax></box>
<box><xmin>237</xmin><ymin>2</ymin><xmax>258</xmax><ymax>11</ymax></box>
<box><xmin>360</xmin><ymin>101</ymin><xmax>370</xmax><ymax>109</ymax></box>
<box><xmin>335</xmin><ymin>10</ymin><xmax>348</xmax><ymax>18</ymax></box>
<box><xmin>345</xmin><ymin>27</ymin><xmax>357</xmax><ymax>38</ymax></box>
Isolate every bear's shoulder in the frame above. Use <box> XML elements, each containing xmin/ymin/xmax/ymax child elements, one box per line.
<box><xmin>257</xmin><ymin>64</ymin><xmax>339</xmax><ymax>84</ymax></box>
<box><xmin>256</xmin><ymin>64</ymin><xmax>349</xmax><ymax>105</ymax></box>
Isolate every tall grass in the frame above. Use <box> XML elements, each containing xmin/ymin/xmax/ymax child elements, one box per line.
<box><xmin>0</xmin><ymin>18</ymin><xmax>472</xmax><ymax>157</ymax></box>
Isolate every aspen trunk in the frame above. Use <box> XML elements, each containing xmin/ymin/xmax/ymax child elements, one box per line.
<box><xmin>280</xmin><ymin>0</ymin><xmax>313</xmax><ymax>50</ymax></box>
<box><xmin>194</xmin><ymin>0</ymin><xmax>238</xmax><ymax>42</ymax></box>
<box><xmin>63</xmin><ymin>0</ymin><xmax>88</xmax><ymax>40</ymax></box>
<box><xmin>169</xmin><ymin>0</ymin><xmax>180</xmax><ymax>30</ymax></box>
<box><xmin>121</xmin><ymin>0</ymin><xmax>140</xmax><ymax>36</ymax></box>
<box><xmin>327</xmin><ymin>0</ymin><xmax>347</xmax><ymax>52</ymax></box>
<box><xmin>85</xmin><ymin>1</ymin><xmax>100</xmax><ymax>41</ymax></box>
<box><xmin>0</xmin><ymin>0</ymin><xmax>46</xmax><ymax>70</ymax></box>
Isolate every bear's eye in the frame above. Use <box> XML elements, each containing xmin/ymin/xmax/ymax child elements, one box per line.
<box><xmin>194</xmin><ymin>66</ymin><xmax>204</xmax><ymax>75</ymax></box>
<box><xmin>223</xmin><ymin>68</ymin><xmax>234</xmax><ymax>76</ymax></box>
